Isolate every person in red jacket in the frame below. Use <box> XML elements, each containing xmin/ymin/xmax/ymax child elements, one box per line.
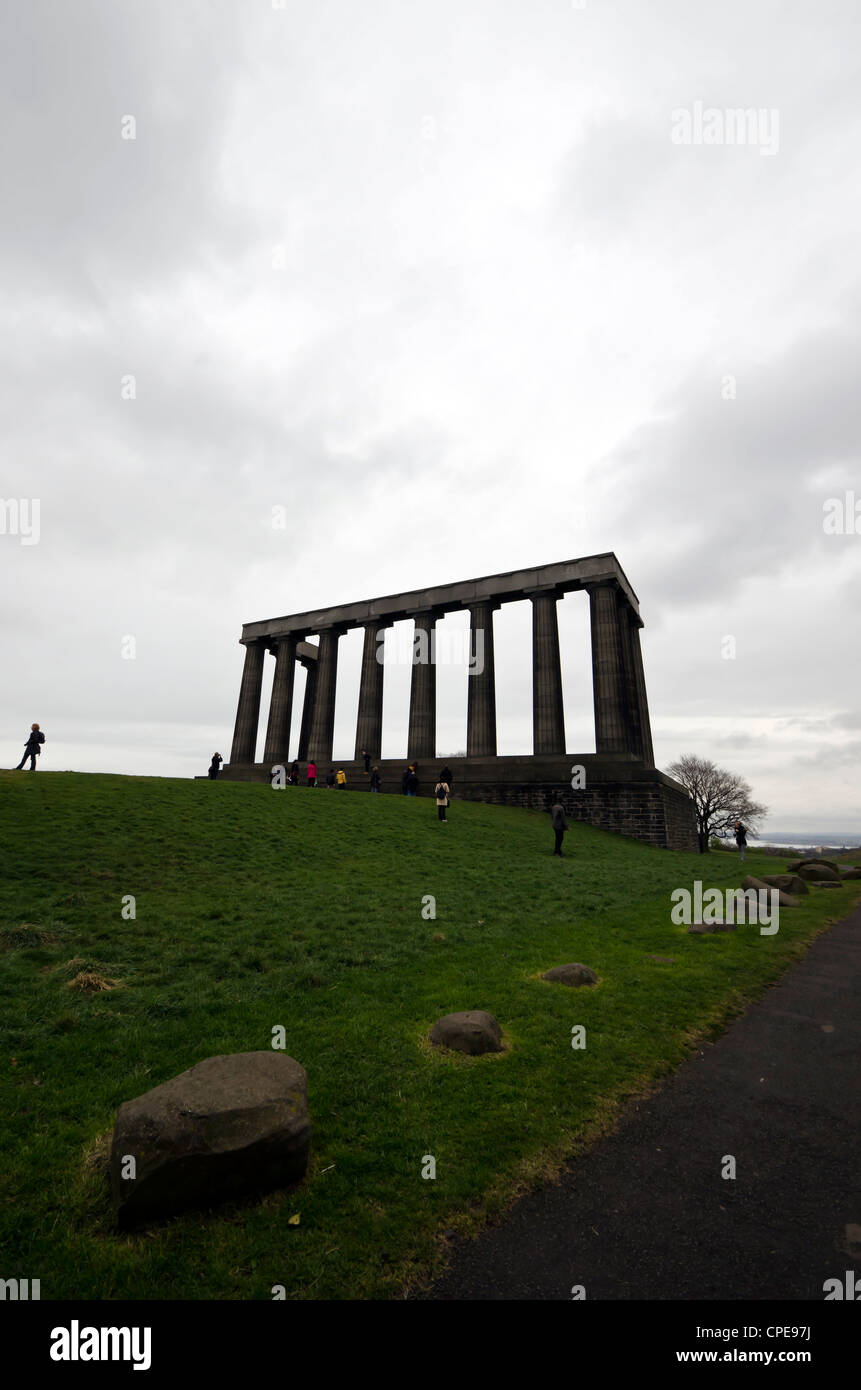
<box><xmin>306</xmin><ymin>760</ymin><xmax>317</xmax><ymax>787</ymax></box>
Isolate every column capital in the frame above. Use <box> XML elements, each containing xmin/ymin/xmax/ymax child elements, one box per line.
<box><xmin>524</xmin><ymin>584</ymin><xmax>562</xmax><ymax>600</ymax></box>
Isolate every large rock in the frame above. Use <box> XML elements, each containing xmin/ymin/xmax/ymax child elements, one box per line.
<box><xmin>759</xmin><ymin>873</ymin><xmax>809</xmax><ymax>896</ymax></box>
<box><xmin>429</xmin><ymin>1011</ymin><xmax>503</xmax><ymax>1055</ymax></box>
<box><xmin>741</xmin><ymin>875</ymin><xmax>799</xmax><ymax>907</ymax></box>
<box><xmin>110</xmin><ymin>1052</ymin><xmax>310</xmax><ymax>1227</ymax></box>
<box><xmin>841</xmin><ymin>867</ymin><xmax>861</xmax><ymax>880</ymax></box>
<box><xmin>542</xmin><ymin>963</ymin><xmax>598</xmax><ymax>987</ymax></box>
<box><xmin>797</xmin><ymin>863</ymin><xmax>841</xmax><ymax>882</ymax></box>
<box><xmin>787</xmin><ymin>858</ymin><xmax>840</xmax><ymax>874</ymax></box>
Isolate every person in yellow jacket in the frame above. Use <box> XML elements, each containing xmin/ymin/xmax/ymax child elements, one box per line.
<box><xmin>336</xmin><ymin>768</ymin><xmax>347</xmax><ymax>788</ymax></box>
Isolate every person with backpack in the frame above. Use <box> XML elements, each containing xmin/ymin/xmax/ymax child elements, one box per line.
<box><xmin>550</xmin><ymin>796</ymin><xmax>568</xmax><ymax>857</ymax></box>
<box><xmin>734</xmin><ymin>820</ymin><xmax>748</xmax><ymax>863</ymax></box>
<box><xmin>208</xmin><ymin>752</ymin><xmax>223</xmax><ymax>779</ymax></box>
<box><xmin>15</xmin><ymin>724</ymin><xmax>45</xmax><ymax>771</ymax></box>
<box><xmin>369</xmin><ymin>765</ymin><xmax>381</xmax><ymax>792</ymax></box>
<box><xmin>434</xmin><ymin>777</ymin><xmax>450</xmax><ymax>822</ymax></box>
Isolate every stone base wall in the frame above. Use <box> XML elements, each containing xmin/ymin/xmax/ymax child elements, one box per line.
<box><xmin>220</xmin><ymin>753</ymin><xmax>697</xmax><ymax>852</ymax></box>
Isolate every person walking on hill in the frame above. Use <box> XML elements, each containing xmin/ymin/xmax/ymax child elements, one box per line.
<box><xmin>435</xmin><ymin>778</ymin><xmax>450</xmax><ymax>823</ymax></box>
<box><xmin>15</xmin><ymin>724</ymin><xmax>45</xmax><ymax>771</ymax></box>
<box><xmin>208</xmin><ymin>752</ymin><xmax>223</xmax><ymax>780</ymax></box>
<box><xmin>734</xmin><ymin>820</ymin><xmax>748</xmax><ymax>863</ymax></box>
<box><xmin>550</xmin><ymin>797</ymin><xmax>568</xmax><ymax>857</ymax></box>
<box><xmin>369</xmin><ymin>765</ymin><xmax>381</xmax><ymax>792</ymax></box>
<box><xmin>307</xmin><ymin>760</ymin><xmax>318</xmax><ymax>787</ymax></box>
<box><xmin>336</xmin><ymin>768</ymin><xmax>347</xmax><ymax>789</ymax></box>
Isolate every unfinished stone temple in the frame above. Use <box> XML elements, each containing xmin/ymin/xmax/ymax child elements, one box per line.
<box><xmin>222</xmin><ymin>553</ymin><xmax>697</xmax><ymax>850</ymax></box>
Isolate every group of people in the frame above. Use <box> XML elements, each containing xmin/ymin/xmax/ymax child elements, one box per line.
<box><xmin>204</xmin><ymin>749</ymin><xmax>573</xmax><ymax>849</ymax></box>
<box><xmin>206</xmin><ymin>749</ymin><xmax>454</xmax><ymax>820</ymax></box>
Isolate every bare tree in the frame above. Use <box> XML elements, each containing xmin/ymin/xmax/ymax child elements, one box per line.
<box><xmin>667</xmin><ymin>754</ymin><xmax>767</xmax><ymax>854</ymax></box>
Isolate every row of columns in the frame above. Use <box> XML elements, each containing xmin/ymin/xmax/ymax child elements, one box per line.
<box><xmin>230</xmin><ymin>582</ymin><xmax>653</xmax><ymax>768</ymax></box>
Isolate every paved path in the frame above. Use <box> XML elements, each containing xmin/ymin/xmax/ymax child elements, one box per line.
<box><xmin>426</xmin><ymin>901</ymin><xmax>861</xmax><ymax>1300</ymax></box>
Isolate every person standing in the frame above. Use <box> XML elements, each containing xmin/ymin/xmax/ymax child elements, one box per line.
<box><xmin>336</xmin><ymin>768</ymin><xmax>347</xmax><ymax>789</ymax></box>
<box><xmin>306</xmin><ymin>760</ymin><xmax>318</xmax><ymax>787</ymax></box>
<box><xmin>550</xmin><ymin>797</ymin><xmax>568</xmax><ymax>857</ymax></box>
<box><xmin>289</xmin><ymin>759</ymin><xmax>300</xmax><ymax>786</ymax></box>
<box><xmin>362</xmin><ymin>748</ymin><xmax>371</xmax><ymax>774</ymax></box>
<box><xmin>434</xmin><ymin>778</ymin><xmax>450</xmax><ymax>823</ymax></box>
<box><xmin>734</xmin><ymin>820</ymin><xmax>748</xmax><ymax>863</ymax></box>
<box><xmin>401</xmin><ymin>767</ymin><xmax>410</xmax><ymax>795</ymax></box>
<box><xmin>208</xmin><ymin>752</ymin><xmax>223</xmax><ymax>780</ymax></box>
<box><xmin>439</xmin><ymin>763</ymin><xmax>453</xmax><ymax>789</ymax></box>
<box><xmin>369</xmin><ymin>765</ymin><xmax>381</xmax><ymax>792</ymax></box>
<box><xmin>15</xmin><ymin>724</ymin><xmax>45</xmax><ymax>771</ymax></box>
<box><xmin>406</xmin><ymin>768</ymin><xmax>419</xmax><ymax>797</ymax></box>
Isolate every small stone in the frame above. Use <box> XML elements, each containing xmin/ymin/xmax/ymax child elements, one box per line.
<box><xmin>429</xmin><ymin>1011</ymin><xmax>503</xmax><ymax>1055</ymax></box>
<box><xmin>542</xmin><ymin>963</ymin><xmax>598</xmax><ymax>987</ymax></box>
<box><xmin>688</xmin><ymin>922</ymin><xmax>737</xmax><ymax>934</ymax></box>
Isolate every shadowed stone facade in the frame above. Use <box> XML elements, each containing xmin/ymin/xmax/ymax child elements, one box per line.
<box><xmin>223</xmin><ymin>553</ymin><xmax>697</xmax><ymax>850</ymax></box>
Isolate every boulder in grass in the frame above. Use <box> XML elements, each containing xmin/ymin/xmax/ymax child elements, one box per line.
<box><xmin>741</xmin><ymin>875</ymin><xmax>799</xmax><ymax>908</ymax></box>
<box><xmin>788</xmin><ymin>858</ymin><xmax>840</xmax><ymax>875</ymax></box>
<box><xmin>689</xmin><ymin>921</ymin><xmax>737</xmax><ymax>934</ymax></box>
<box><xmin>542</xmin><ymin>963</ymin><xmax>598</xmax><ymax>987</ymax></box>
<box><xmin>110</xmin><ymin>1052</ymin><xmax>310</xmax><ymax>1228</ymax></box>
<box><xmin>841</xmin><ymin>867</ymin><xmax>861</xmax><ymax>880</ymax></box>
<box><xmin>429</xmin><ymin>1011</ymin><xmax>503</xmax><ymax>1056</ymax></box>
<box><xmin>797</xmin><ymin>863</ymin><xmax>841</xmax><ymax>882</ymax></box>
<box><xmin>759</xmin><ymin>873</ymin><xmax>809</xmax><ymax>896</ymax></box>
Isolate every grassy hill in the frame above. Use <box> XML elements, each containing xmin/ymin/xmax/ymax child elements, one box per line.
<box><xmin>1</xmin><ymin>770</ymin><xmax>858</xmax><ymax>1301</ymax></box>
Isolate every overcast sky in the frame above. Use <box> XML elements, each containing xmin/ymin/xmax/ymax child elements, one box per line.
<box><xmin>2</xmin><ymin>0</ymin><xmax>859</xmax><ymax>832</ymax></box>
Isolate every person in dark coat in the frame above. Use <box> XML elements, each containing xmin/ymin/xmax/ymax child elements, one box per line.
<box><xmin>406</xmin><ymin>768</ymin><xmax>419</xmax><ymax>797</ymax></box>
<box><xmin>734</xmin><ymin>820</ymin><xmax>748</xmax><ymax>863</ymax></box>
<box><xmin>362</xmin><ymin>748</ymin><xmax>371</xmax><ymax>774</ymax></box>
<box><xmin>401</xmin><ymin>768</ymin><xmax>410</xmax><ymax>795</ymax></box>
<box><xmin>369</xmin><ymin>766</ymin><xmax>381</xmax><ymax>792</ymax></box>
<box><xmin>550</xmin><ymin>797</ymin><xmax>568</xmax><ymax>857</ymax></box>
<box><xmin>208</xmin><ymin>752</ymin><xmax>223</xmax><ymax>779</ymax></box>
<box><xmin>439</xmin><ymin>764</ymin><xmax>453</xmax><ymax>788</ymax></box>
<box><xmin>15</xmin><ymin>724</ymin><xmax>45</xmax><ymax>771</ymax></box>
<box><xmin>290</xmin><ymin>759</ymin><xmax>300</xmax><ymax>785</ymax></box>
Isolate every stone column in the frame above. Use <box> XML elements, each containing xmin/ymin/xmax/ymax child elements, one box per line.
<box><xmin>408</xmin><ymin>610</ymin><xmax>439</xmax><ymax>760</ymax></box>
<box><xmin>230</xmin><ymin>641</ymin><xmax>266</xmax><ymax>765</ymax></box>
<box><xmin>529</xmin><ymin>589</ymin><xmax>566</xmax><ymax>755</ymax></box>
<box><xmin>355</xmin><ymin>621</ymin><xmax>388</xmax><ymax>761</ymax></box>
<box><xmin>263</xmin><ymin>635</ymin><xmax>298</xmax><ymax>765</ymax></box>
<box><xmin>588</xmin><ymin>582</ymin><xmax>630</xmax><ymax>757</ymax></box>
<box><xmin>297</xmin><ymin>651</ymin><xmax>318</xmax><ymax>761</ymax></box>
<box><xmin>466</xmin><ymin>600</ymin><xmax>498</xmax><ymax>757</ymax></box>
<box><xmin>628</xmin><ymin>614</ymin><xmax>655</xmax><ymax>766</ymax></box>
<box><xmin>307</xmin><ymin>626</ymin><xmax>343</xmax><ymax>764</ymax></box>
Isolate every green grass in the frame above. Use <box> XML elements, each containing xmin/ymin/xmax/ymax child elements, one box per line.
<box><xmin>1</xmin><ymin>770</ymin><xmax>858</xmax><ymax>1301</ymax></box>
